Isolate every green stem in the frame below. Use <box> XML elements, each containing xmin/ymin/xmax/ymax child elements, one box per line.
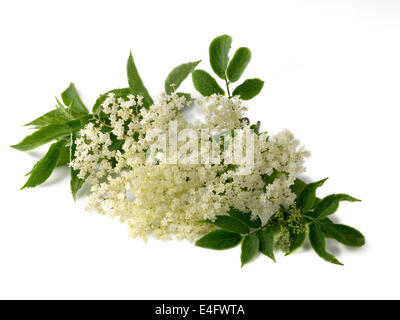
<box><xmin>224</xmin><ymin>76</ymin><xmax>231</xmax><ymax>98</ymax></box>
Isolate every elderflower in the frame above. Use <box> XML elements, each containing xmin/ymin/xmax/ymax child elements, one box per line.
<box><xmin>73</xmin><ymin>92</ymin><xmax>309</xmax><ymax>241</ymax></box>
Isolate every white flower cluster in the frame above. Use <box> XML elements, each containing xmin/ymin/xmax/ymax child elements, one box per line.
<box><xmin>71</xmin><ymin>92</ymin><xmax>309</xmax><ymax>241</ymax></box>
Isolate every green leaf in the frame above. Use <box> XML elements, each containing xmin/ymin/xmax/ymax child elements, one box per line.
<box><xmin>108</xmin><ymin>137</ymin><xmax>125</xmax><ymax>152</ymax></box>
<box><xmin>322</xmin><ymin>222</ymin><xmax>365</xmax><ymax>247</ymax></box>
<box><xmin>290</xmin><ymin>178</ymin><xmax>307</xmax><ymax>199</ymax></box>
<box><xmin>241</xmin><ymin>233</ymin><xmax>259</xmax><ymax>267</ymax></box>
<box><xmin>232</xmin><ymin>78</ymin><xmax>264</xmax><ymax>100</ymax></box>
<box><xmin>262</xmin><ymin>169</ymin><xmax>284</xmax><ymax>185</ymax></box>
<box><xmin>24</xmin><ymin>109</ymin><xmax>72</xmax><ymax>127</ymax></box>
<box><xmin>227</xmin><ymin>47</ymin><xmax>251</xmax><ymax>83</ymax></box>
<box><xmin>92</xmin><ymin>88</ymin><xmax>131</xmax><ymax>114</ymax></box>
<box><xmin>320</xmin><ymin>217</ymin><xmax>334</xmax><ymax>237</ymax></box>
<box><xmin>61</xmin><ymin>83</ymin><xmax>89</xmax><ymax>117</ymax></box>
<box><xmin>313</xmin><ymin>197</ymin><xmax>321</xmax><ymax>209</ymax></box>
<box><xmin>316</xmin><ymin>194</ymin><xmax>361</xmax><ymax>219</ymax></box>
<box><xmin>56</xmin><ymin>144</ymin><xmax>71</xmax><ymax>167</ymax></box>
<box><xmin>127</xmin><ymin>52</ymin><xmax>153</xmax><ymax>108</ymax></box>
<box><xmin>11</xmin><ymin>124</ymin><xmax>74</xmax><ymax>151</ymax></box>
<box><xmin>70</xmin><ymin>167</ymin><xmax>84</xmax><ymax>201</ymax></box>
<box><xmin>165</xmin><ymin>60</ymin><xmax>201</xmax><ymax>94</ymax></box>
<box><xmin>195</xmin><ymin>230</ymin><xmax>242</xmax><ymax>250</ymax></box>
<box><xmin>309</xmin><ymin>222</ymin><xmax>343</xmax><ymax>265</ymax></box>
<box><xmin>209</xmin><ymin>35</ymin><xmax>232</xmax><ymax>79</ymax></box>
<box><xmin>286</xmin><ymin>227</ymin><xmax>308</xmax><ymax>256</ymax></box>
<box><xmin>297</xmin><ymin>178</ymin><xmax>328</xmax><ymax>211</ymax></box>
<box><xmin>176</xmin><ymin>92</ymin><xmax>192</xmax><ymax>100</ymax></box>
<box><xmin>192</xmin><ymin>69</ymin><xmax>225</xmax><ymax>96</ymax></box>
<box><xmin>21</xmin><ymin>140</ymin><xmax>67</xmax><ymax>189</ymax></box>
<box><xmin>211</xmin><ymin>215</ymin><xmax>250</xmax><ymax>234</ymax></box>
<box><xmin>70</xmin><ymin>132</ymin><xmax>84</xmax><ymax>200</ymax></box>
<box><xmin>66</xmin><ymin>119</ymin><xmax>82</xmax><ymax>132</ymax></box>
<box><xmin>228</xmin><ymin>208</ymin><xmax>261</xmax><ymax>228</ymax></box>
<box><xmin>77</xmin><ymin>114</ymin><xmax>93</xmax><ymax>128</ymax></box>
<box><xmin>257</xmin><ymin>228</ymin><xmax>275</xmax><ymax>262</ymax></box>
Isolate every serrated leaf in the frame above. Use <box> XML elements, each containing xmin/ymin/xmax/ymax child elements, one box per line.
<box><xmin>309</xmin><ymin>222</ymin><xmax>343</xmax><ymax>265</ymax></box>
<box><xmin>228</xmin><ymin>208</ymin><xmax>261</xmax><ymax>228</ymax></box>
<box><xmin>316</xmin><ymin>194</ymin><xmax>361</xmax><ymax>219</ymax></box>
<box><xmin>24</xmin><ymin>109</ymin><xmax>72</xmax><ymax>128</ymax></box>
<box><xmin>70</xmin><ymin>132</ymin><xmax>84</xmax><ymax>200</ymax></box>
<box><xmin>11</xmin><ymin>124</ymin><xmax>74</xmax><ymax>151</ymax></box>
<box><xmin>192</xmin><ymin>69</ymin><xmax>225</xmax><ymax>96</ymax></box>
<box><xmin>227</xmin><ymin>47</ymin><xmax>251</xmax><ymax>83</ymax></box>
<box><xmin>165</xmin><ymin>60</ymin><xmax>201</xmax><ymax>94</ymax></box>
<box><xmin>127</xmin><ymin>52</ymin><xmax>153</xmax><ymax>108</ymax></box>
<box><xmin>211</xmin><ymin>215</ymin><xmax>250</xmax><ymax>234</ymax></box>
<box><xmin>232</xmin><ymin>78</ymin><xmax>264</xmax><ymax>100</ymax></box>
<box><xmin>209</xmin><ymin>35</ymin><xmax>232</xmax><ymax>79</ymax></box>
<box><xmin>21</xmin><ymin>140</ymin><xmax>67</xmax><ymax>189</ymax></box>
<box><xmin>241</xmin><ymin>233</ymin><xmax>259</xmax><ymax>267</ymax></box>
<box><xmin>61</xmin><ymin>83</ymin><xmax>89</xmax><ymax>117</ymax></box>
<box><xmin>322</xmin><ymin>222</ymin><xmax>365</xmax><ymax>247</ymax></box>
<box><xmin>195</xmin><ymin>230</ymin><xmax>242</xmax><ymax>250</ymax></box>
<box><xmin>257</xmin><ymin>228</ymin><xmax>275</xmax><ymax>262</ymax></box>
<box><xmin>297</xmin><ymin>178</ymin><xmax>328</xmax><ymax>211</ymax></box>
<box><xmin>92</xmin><ymin>88</ymin><xmax>131</xmax><ymax>114</ymax></box>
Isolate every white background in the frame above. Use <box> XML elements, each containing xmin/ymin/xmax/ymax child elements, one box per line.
<box><xmin>1</xmin><ymin>0</ymin><xmax>399</xmax><ymax>300</ymax></box>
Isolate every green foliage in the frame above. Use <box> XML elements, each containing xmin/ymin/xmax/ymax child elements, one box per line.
<box><xmin>231</xmin><ymin>78</ymin><xmax>264</xmax><ymax>100</ymax></box>
<box><xmin>206</xmin><ymin>35</ymin><xmax>263</xmax><ymax>100</ymax></box>
<box><xmin>13</xmin><ymin>83</ymin><xmax>89</xmax><ymax>194</ymax></box>
<box><xmin>309</xmin><ymin>222</ymin><xmax>343</xmax><ymax>265</ymax></box>
<box><xmin>227</xmin><ymin>47</ymin><xmax>251</xmax><ymax>83</ymax></box>
<box><xmin>316</xmin><ymin>194</ymin><xmax>361</xmax><ymax>219</ymax></box>
<box><xmin>127</xmin><ymin>52</ymin><xmax>153</xmax><ymax>108</ymax></box>
<box><xmin>257</xmin><ymin>228</ymin><xmax>275</xmax><ymax>262</ymax></box>
<box><xmin>195</xmin><ymin>230</ymin><xmax>242</xmax><ymax>250</ymax></box>
<box><xmin>241</xmin><ymin>233</ymin><xmax>259</xmax><ymax>267</ymax></box>
<box><xmin>165</xmin><ymin>60</ymin><xmax>201</xmax><ymax>94</ymax></box>
<box><xmin>286</xmin><ymin>228</ymin><xmax>308</xmax><ymax>256</ymax></box>
<box><xmin>21</xmin><ymin>140</ymin><xmax>67</xmax><ymax>189</ymax></box>
<box><xmin>291</xmin><ymin>179</ymin><xmax>364</xmax><ymax>265</ymax></box>
<box><xmin>209</xmin><ymin>215</ymin><xmax>250</xmax><ymax>234</ymax></box>
<box><xmin>92</xmin><ymin>88</ymin><xmax>131</xmax><ymax>114</ymax></box>
<box><xmin>209</xmin><ymin>35</ymin><xmax>232</xmax><ymax>79</ymax></box>
<box><xmin>322</xmin><ymin>221</ymin><xmax>365</xmax><ymax>247</ymax></box>
<box><xmin>11</xmin><ymin>124</ymin><xmax>74</xmax><ymax>151</ymax></box>
<box><xmin>56</xmin><ymin>145</ymin><xmax>70</xmax><ymax>167</ymax></box>
<box><xmin>261</xmin><ymin>168</ymin><xmax>284</xmax><ymax>185</ymax></box>
<box><xmin>197</xmin><ymin>177</ymin><xmax>363</xmax><ymax>267</ymax></box>
<box><xmin>192</xmin><ymin>69</ymin><xmax>225</xmax><ymax>96</ymax></box>
<box><xmin>24</xmin><ymin>109</ymin><xmax>72</xmax><ymax>128</ymax></box>
<box><xmin>297</xmin><ymin>178</ymin><xmax>328</xmax><ymax>211</ymax></box>
<box><xmin>290</xmin><ymin>178</ymin><xmax>307</xmax><ymax>198</ymax></box>
<box><xmin>108</xmin><ymin>136</ymin><xmax>125</xmax><ymax>152</ymax></box>
<box><xmin>228</xmin><ymin>208</ymin><xmax>261</xmax><ymax>228</ymax></box>
<box><xmin>61</xmin><ymin>83</ymin><xmax>89</xmax><ymax>117</ymax></box>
